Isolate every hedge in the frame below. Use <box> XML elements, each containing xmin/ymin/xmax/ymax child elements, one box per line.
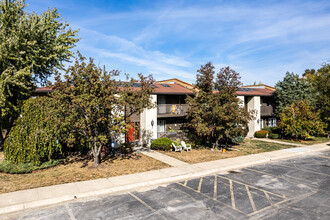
<box><xmin>261</xmin><ymin>127</ymin><xmax>273</xmax><ymax>134</ymax></box>
<box><xmin>268</xmin><ymin>133</ymin><xmax>279</xmax><ymax>139</ymax></box>
<box><xmin>150</xmin><ymin>138</ymin><xmax>173</xmax><ymax>151</ymax></box>
<box><xmin>254</xmin><ymin>130</ymin><xmax>269</xmax><ymax>138</ymax></box>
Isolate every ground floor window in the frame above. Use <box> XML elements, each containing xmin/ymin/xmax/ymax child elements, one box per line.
<box><xmin>261</xmin><ymin>118</ymin><xmax>277</xmax><ymax>128</ymax></box>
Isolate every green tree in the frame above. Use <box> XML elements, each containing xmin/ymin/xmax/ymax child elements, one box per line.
<box><xmin>0</xmin><ymin>0</ymin><xmax>79</xmax><ymax>148</ymax></box>
<box><xmin>303</xmin><ymin>64</ymin><xmax>330</xmax><ymax>130</ymax></box>
<box><xmin>186</xmin><ymin>63</ymin><xmax>253</xmax><ymax>147</ymax></box>
<box><xmin>274</xmin><ymin>72</ymin><xmax>316</xmax><ymax>116</ymax></box>
<box><xmin>52</xmin><ymin>53</ymin><xmax>154</xmax><ymax>166</ymax></box>
<box><xmin>278</xmin><ymin>100</ymin><xmax>325</xmax><ymax>140</ymax></box>
<box><xmin>4</xmin><ymin>97</ymin><xmax>61</xmax><ymax>165</ymax></box>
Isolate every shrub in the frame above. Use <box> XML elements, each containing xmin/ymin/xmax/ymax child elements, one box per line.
<box><xmin>4</xmin><ymin>97</ymin><xmax>62</xmax><ymax>165</ymax></box>
<box><xmin>0</xmin><ymin>160</ymin><xmax>61</xmax><ymax>174</ymax></box>
<box><xmin>231</xmin><ymin>136</ymin><xmax>245</xmax><ymax>143</ymax></box>
<box><xmin>262</xmin><ymin>127</ymin><xmax>273</xmax><ymax>134</ymax></box>
<box><xmin>270</xmin><ymin>127</ymin><xmax>281</xmax><ymax>134</ymax></box>
<box><xmin>120</xmin><ymin>142</ymin><xmax>133</xmax><ymax>156</ymax></box>
<box><xmin>268</xmin><ymin>133</ymin><xmax>279</xmax><ymax>139</ymax></box>
<box><xmin>278</xmin><ymin>100</ymin><xmax>325</xmax><ymax>140</ymax></box>
<box><xmin>254</xmin><ymin>130</ymin><xmax>269</xmax><ymax>138</ymax></box>
<box><xmin>150</xmin><ymin>138</ymin><xmax>173</xmax><ymax>151</ymax></box>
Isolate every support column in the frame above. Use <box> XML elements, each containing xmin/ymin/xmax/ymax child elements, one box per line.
<box><xmin>140</xmin><ymin>94</ymin><xmax>157</xmax><ymax>147</ymax></box>
<box><xmin>247</xmin><ymin>96</ymin><xmax>261</xmax><ymax>137</ymax></box>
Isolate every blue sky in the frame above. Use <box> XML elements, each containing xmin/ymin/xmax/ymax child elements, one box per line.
<box><xmin>28</xmin><ymin>0</ymin><xmax>330</xmax><ymax>86</ymax></box>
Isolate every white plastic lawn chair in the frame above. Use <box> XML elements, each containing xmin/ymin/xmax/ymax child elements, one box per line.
<box><xmin>172</xmin><ymin>143</ymin><xmax>182</xmax><ymax>153</ymax></box>
<box><xmin>181</xmin><ymin>141</ymin><xmax>192</xmax><ymax>152</ymax></box>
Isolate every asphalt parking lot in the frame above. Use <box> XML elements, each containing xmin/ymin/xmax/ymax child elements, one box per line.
<box><xmin>4</xmin><ymin>150</ymin><xmax>330</xmax><ymax>220</ymax></box>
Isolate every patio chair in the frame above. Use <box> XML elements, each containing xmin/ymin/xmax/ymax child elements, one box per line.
<box><xmin>181</xmin><ymin>141</ymin><xmax>192</xmax><ymax>152</ymax></box>
<box><xmin>172</xmin><ymin>143</ymin><xmax>182</xmax><ymax>153</ymax></box>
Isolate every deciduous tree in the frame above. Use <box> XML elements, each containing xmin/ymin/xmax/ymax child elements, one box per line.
<box><xmin>278</xmin><ymin>100</ymin><xmax>325</xmax><ymax>140</ymax></box>
<box><xmin>186</xmin><ymin>63</ymin><xmax>253</xmax><ymax>147</ymax></box>
<box><xmin>0</xmin><ymin>0</ymin><xmax>79</xmax><ymax>148</ymax></box>
<box><xmin>4</xmin><ymin>97</ymin><xmax>61</xmax><ymax>165</ymax></box>
<box><xmin>303</xmin><ymin>64</ymin><xmax>330</xmax><ymax>130</ymax></box>
<box><xmin>52</xmin><ymin>53</ymin><xmax>154</xmax><ymax>166</ymax></box>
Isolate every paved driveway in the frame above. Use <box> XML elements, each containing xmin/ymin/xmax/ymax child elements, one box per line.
<box><xmin>4</xmin><ymin>150</ymin><xmax>330</xmax><ymax>220</ymax></box>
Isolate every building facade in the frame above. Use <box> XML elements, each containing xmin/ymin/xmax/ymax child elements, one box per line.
<box><xmin>34</xmin><ymin>78</ymin><xmax>276</xmax><ymax>146</ymax></box>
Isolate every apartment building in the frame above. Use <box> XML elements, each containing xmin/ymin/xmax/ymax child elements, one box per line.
<box><xmin>34</xmin><ymin>78</ymin><xmax>276</xmax><ymax>145</ymax></box>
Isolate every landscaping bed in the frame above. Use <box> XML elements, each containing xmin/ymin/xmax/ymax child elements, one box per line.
<box><xmin>0</xmin><ymin>153</ymin><xmax>168</xmax><ymax>194</ymax></box>
<box><xmin>160</xmin><ymin>139</ymin><xmax>296</xmax><ymax>164</ymax></box>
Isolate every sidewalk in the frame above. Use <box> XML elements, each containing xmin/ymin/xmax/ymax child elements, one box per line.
<box><xmin>251</xmin><ymin>137</ymin><xmax>305</xmax><ymax>147</ymax></box>
<box><xmin>141</xmin><ymin>150</ymin><xmax>188</xmax><ymax>166</ymax></box>
<box><xmin>0</xmin><ymin>142</ymin><xmax>329</xmax><ymax>215</ymax></box>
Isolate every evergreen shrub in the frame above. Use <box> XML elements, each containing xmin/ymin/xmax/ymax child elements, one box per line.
<box><xmin>254</xmin><ymin>130</ymin><xmax>269</xmax><ymax>138</ymax></box>
<box><xmin>262</xmin><ymin>127</ymin><xmax>273</xmax><ymax>134</ymax></box>
<box><xmin>150</xmin><ymin>138</ymin><xmax>173</xmax><ymax>151</ymax></box>
<box><xmin>268</xmin><ymin>133</ymin><xmax>279</xmax><ymax>139</ymax></box>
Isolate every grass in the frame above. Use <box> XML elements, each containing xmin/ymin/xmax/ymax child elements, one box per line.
<box><xmin>270</xmin><ymin>136</ymin><xmax>329</xmax><ymax>145</ymax></box>
<box><xmin>160</xmin><ymin>139</ymin><xmax>295</xmax><ymax>164</ymax></box>
<box><xmin>0</xmin><ymin>159</ymin><xmax>62</xmax><ymax>174</ymax></box>
<box><xmin>0</xmin><ymin>153</ymin><xmax>168</xmax><ymax>194</ymax></box>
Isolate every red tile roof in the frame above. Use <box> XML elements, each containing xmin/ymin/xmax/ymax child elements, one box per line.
<box><xmin>153</xmin><ymin>83</ymin><xmax>193</xmax><ymax>94</ymax></box>
<box><xmin>34</xmin><ymin>80</ymin><xmax>274</xmax><ymax>96</ymax></box>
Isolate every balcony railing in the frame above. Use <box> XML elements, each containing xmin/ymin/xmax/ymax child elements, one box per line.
<box><xmin>157</xmin><ymin>104</ymin><xmax>189</xmax><ymax>117</ymax></box>
<box><xmin>261</xmin><ymin>105</ymin><xmax>274</xmax><ymax>116</ymax></box>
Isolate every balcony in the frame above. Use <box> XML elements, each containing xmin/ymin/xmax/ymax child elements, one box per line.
<box><xmin>157</xmin><ymin>104</ymin><xmax>189</xmax><ymax>118</ymax></box>
<box><xmin>261</xmin><ymin>105</ymin><xmax>274</xmax><ymax>116</ymax></box>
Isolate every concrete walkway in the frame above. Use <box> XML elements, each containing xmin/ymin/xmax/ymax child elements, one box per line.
<box><xmin>252</xmin><ymin>137</ymin><xmax>306</xmax><ymax>147</ymax></box>
<box><xmin>141</xmin><ymin>150</ymin><xmax>188</xmax><ymax>166</ymax></box>
<box><xmin>0</xmin><ymin>142</ymin><xmax>329</xmax><ymax>215</ymax></box>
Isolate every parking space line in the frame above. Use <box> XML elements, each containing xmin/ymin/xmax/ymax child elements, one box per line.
<box><xmin>65</xmin><ymin>204</ymin><xmax>77</xmax><ymax>220</ymax></box>
<box><xmin>229</xmin><ymin>180</ymin><xmax>236</xmax><ymax>209</ymax></box>
<box><xmin>246</xmin><ymin>186</ymin><xmax>256</xmax><ymax>212</ymax></box>
<box><xmin>183</xmin><ymin>180</ymin><xmax>188</xmax><ymax>186</ymax></box>
<box><xmin>217</xmin><ymin>175</ymin><xmax>285</xmax><ymax>199</ymax></box>
<box><xmin>176</xmin><ymin>182</ymin><xmax>247</xmax><ymax>215</ymax></box>
<box><xmin>245</xmin><ymin>167</ymin><xmax>312</xmax><ymax>186</ymax></box>
<box><xmin>274</xmin><ymin>164</ymin><xmax>330</xmax><ymax>177</ymax></box>
<box><xmin>213</xmin><ymin>175</ymin><xmax>217</xmax><ymax>200</ymax></box>
<box><xmin>129</xmin><ymin>192</ymin><xmax>167</xmax><ymax>220</ymax></box>
<box><xmin>245</xmin><ymin>167</ymin><xmax>326</xmax><ymax>188</ymax></box>
<box><xmin>264</xmin><ymin>192</ymin><xmax>273</xmax><ymax>205</ymax></box>
<box><xmin>247</xmin><ymin>199</ymin><xmax>289</xmax><ymax>217</ymax></box>
<box><xmin>198</xmin><ymin>177</ymin><xmax>203</xmax><ymax>192</ymax></box>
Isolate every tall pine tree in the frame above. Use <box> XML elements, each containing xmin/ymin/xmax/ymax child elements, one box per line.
<box><xmin>274</xmin><ymin>72</ymin><xmax>316</xmax><ymax>116</ymax></box>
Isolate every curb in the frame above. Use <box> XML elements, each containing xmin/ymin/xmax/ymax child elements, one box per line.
<box><xmin>0</xmin><ymin>142</ymin><xmax>329</xmax><ymax>215</ymax></box>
